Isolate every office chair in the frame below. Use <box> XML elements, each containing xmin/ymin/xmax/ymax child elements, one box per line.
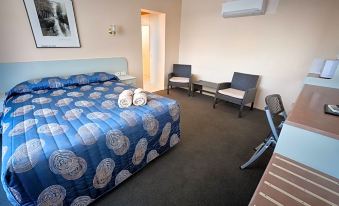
<box><xmin>240</xmin><ymin>94</ymin><xmax>287</xmax><ymax>169</ymax></box>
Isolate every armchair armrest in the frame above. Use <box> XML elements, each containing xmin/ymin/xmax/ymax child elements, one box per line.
<box><xmin>243</xmin><ymin>87</ymin><xmax>257</xmax><ymax>104</ymax></box>
<box><xmin>168</xmin><ymin>73</ymin><xmax>174</xmax><ymax>81</ymax></box>
<box><xmin>216</xmin><ymin>82</ymin><xmax>231</xmax><ymax>91</ymax></box>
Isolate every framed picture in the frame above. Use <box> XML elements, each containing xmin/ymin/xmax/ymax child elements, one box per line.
<box><xmin>23</xmin><ymin>0</ymin><xmax>80</xmax><ymax>48</ymax></box>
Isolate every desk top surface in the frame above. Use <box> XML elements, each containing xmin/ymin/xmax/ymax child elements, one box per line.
<box><xmin>249</xmin><ymin>153</ymin><xmax>339</xmax><ymax>206</ymax></box>
<box><xmin>286</xmin><ymin>84</ymin><xmax>339</xmax><ymax>140</ymax></box>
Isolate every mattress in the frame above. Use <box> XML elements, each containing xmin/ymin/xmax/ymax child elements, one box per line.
<box><xmin>0</xmin><ymin>72</ymin><xmax>181</xmax><ymax>206</ymax></box>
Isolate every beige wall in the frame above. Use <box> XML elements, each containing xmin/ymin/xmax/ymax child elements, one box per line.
<box><xmin>179</xmin><ymin>0</ymin><xmax>339</xmax><ymax>111</ymax></box>
<box><xmin>0</xmin><ymin>0</ymin><xmax>182</xmax><ymax>87</ymax></box>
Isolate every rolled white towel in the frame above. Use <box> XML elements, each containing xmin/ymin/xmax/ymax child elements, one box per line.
<box><xmin>121</xmin><ymin>89</ymin><xmax>134</xmax><ymax>96</ymax></box>
<box><xmin>133</xmin><ymin>92</ymin><xmax>147</xmax><ymax>106</ymax></box>
<box><xmin>118</xmin><ymin>93</ymin><xmax>133</xmax><ymax>108</ymax></box>
<box><xmin>134</xmin><ymin>88</ymin><xmax>144</xmax><ymax>94</ymax></box>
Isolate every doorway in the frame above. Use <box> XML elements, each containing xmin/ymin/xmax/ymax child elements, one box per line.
<box><xmin>141</xmin><ymin>9</ymin><xmax>166</xmax><ymax>92</ymax></box>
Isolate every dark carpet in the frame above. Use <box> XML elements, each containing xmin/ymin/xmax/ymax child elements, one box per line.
<box><xmin>0</xmin><ymin>88</ymin><xmax>273</xmax><ymax>206</ymax></box>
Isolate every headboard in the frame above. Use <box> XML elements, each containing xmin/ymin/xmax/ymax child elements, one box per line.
<box><xmin>0</xmin><ymin>57</ymin><xmax>128</xmax><ymax>94</ymax></box>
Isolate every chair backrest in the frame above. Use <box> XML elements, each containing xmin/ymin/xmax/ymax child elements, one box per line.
<box><xmin>231</xmin><ymin>72</ymin><xmax>259</xmax><ymax>91</ymax></box>
<box><xmin>264</xmin><ymin>94</ymin><xmax>287</xmax><ymax>140</ymax></box>
<box><xmin>265</xmin><ymin>94</ymin><xmax>286</xmax><ymax>117</ymax></box>
<box><xmin>173</xmin><ymin>64</ymin><xmax>192</xmax><ymax>78</ymax></box>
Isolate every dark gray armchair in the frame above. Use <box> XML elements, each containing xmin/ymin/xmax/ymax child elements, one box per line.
<box><xmin>167</xmin><ymin>64</ymin><xmax>192</xmax><ymax>96</ymax></box>
<box><xmin>213</xmin><ymin>72</ymin><xmax>259</xmax><ymax>118</ymax></box>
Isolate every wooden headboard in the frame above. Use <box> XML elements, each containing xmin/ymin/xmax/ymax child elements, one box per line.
<box><xmin>0</xmin><ymin>57</ymin><xmax>128</xmax><ymax>94</ymax></box>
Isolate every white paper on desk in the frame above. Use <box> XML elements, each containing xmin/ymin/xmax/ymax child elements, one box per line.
<box><xmin>309</xmin><ymin>58</ymin><xmax>325</xmax><ymax>74</ymax></box>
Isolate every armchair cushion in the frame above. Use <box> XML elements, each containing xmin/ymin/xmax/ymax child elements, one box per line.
<box><xmin>169</xmin><ymin>77</ymin><xmax>190</xmax><ymax>83</ymax></box>
<box><xmin>218</xmin><ymin>88</ymin><xmax>245</xmax><ymax>99</ymax></box>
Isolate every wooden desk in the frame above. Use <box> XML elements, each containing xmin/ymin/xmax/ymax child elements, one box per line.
<box><xmin>286</xmin><ymin>85</ymin><xmax>339</xmax><ymax>140</ymax></box>
<box><xmin>250</xmin><ymin>154</ymin><xmax>339</xmax><ymax>206</ymax></box>
<box><xmin>249</xmin><ymin>74</ymin><xmax>339</xmax><ymax>205</ymax></box>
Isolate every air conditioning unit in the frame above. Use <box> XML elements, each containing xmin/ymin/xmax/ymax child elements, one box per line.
<box><xmin>222</xmin><ymin>0</ymin><xmax>268</xmax><ymax>18</ymax></box>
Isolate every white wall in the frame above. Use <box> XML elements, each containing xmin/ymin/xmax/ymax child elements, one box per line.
<box><xmin>0</xmin><ymin>0</ymin><xmax>182</xmax><ymax>88</ymax></box>
<box><xmin>179</xmin><ymin>0</ymin><xmax>339</xmax><ymax>111</ymax></box>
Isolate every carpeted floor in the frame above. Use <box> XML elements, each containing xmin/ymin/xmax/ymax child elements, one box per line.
<box><xmin>0</xmin><ymin>88</ymin><xmax>273</xmax><ymax>206</ymax></box>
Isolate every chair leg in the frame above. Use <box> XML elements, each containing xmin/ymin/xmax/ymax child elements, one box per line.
<box><xmin>250</xmin><ymin>102</ymin><xmax>254</xmax><ymax>110</ymax></box>
<box><xmin>167</xmin><ymin>84</ymin><xmax>170</xmax><ymax>95</ymax></box>
<box><xmin>238</xmin><ymin>104</ymin><xmax>244</xmax><ymax>118</ymax></box>
<box><xmin>240</xmin><ymin>138</ymin><xmax>275</xmax><ymax>169</ymax></box>
<box><xmin>213</xmin><ymin>98</ymin><xmax>218</xmax><ymax>109</ymax></box>
<box><xmin>188</xmin><ymin>85</ymin><xmax>191</xmax><ymax>96</ymax></box>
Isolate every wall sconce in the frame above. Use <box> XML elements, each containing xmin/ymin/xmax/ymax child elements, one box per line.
<box><xmin>108</xmin><ymin>25</ymin><xmax>117</xmax><ymax>36</ymax></box>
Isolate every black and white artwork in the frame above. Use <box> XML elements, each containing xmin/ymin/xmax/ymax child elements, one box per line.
<box><xmin>24</xmin><ymin>0</ymin><xmax>80</xmax><ymax>48</ymax></box>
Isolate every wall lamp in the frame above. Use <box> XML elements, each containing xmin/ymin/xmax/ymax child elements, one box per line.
<box><xmin>108</xmin><ymin>25</ymin><xmax>118</xmax><ymax>36</ymax></box>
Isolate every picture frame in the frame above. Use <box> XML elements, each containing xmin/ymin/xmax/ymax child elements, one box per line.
<box><xmin>23</xmin><ymin>0</ymin><xmax>80</xmax><ymax>48</ymax></box>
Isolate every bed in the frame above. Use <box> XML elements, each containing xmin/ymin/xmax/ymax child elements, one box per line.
<box><xmin>0</xmin><ymin>72</ymin><xmax>181</xmax><ymax>206</ymax></box>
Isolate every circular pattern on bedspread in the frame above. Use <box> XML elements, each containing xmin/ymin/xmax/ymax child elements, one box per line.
<box><xmin>49</xmin><ymin>150</ymin><xmax>87</xmax><ymax>180</ymax></box>
<box><xmin>34</xmin><ymin>108</ymin><xmax>58</xmax><ymax>117</ymax></box>
<box><xmin>87</xmin><ymin>112</ymin><xmax>111</xmax><ymax>121</ymax></box>
<box><xmin>115</xmin><ymin>170</ymin><xmax>132</xmax><ymax>186</ymax></box>
<box><xmin>114</xmin><ymin>86</ymin><xmax>124</xmax><ymax>93</ymax></box>
<box><xmin>159</xmin><ymin>122</ymin><xmax>171</xmax><ymax>146</ymax></box>
<box><xmin>146</xmin><ymin>150</ymin><xmax>159</xmax><ymax>163</ymax></box>
<box><xmin>94</xmin><ymin>86</ymin><xmax>108</xmax><ymax>92</ymax></box>
<box><xmin>65</xmin><ymin>85</ymin><xmax>77</xmax><ymax>90</ymax></box>
<box><xmin>132</xmin><ymin>138</ymin><xmax>148</xmax><ymax>165</ymax></box>
<box><xmin>75</xmin><ymin>101</ymin><xmax>95</xmax><ymax>108</ymax></box>
<box><xmin>71</xmin><ymin>196</ymin><xmax>93</xmax><ymax>206</ymax></box>
<box><xmin>106</xmin><ymin>130</ymin><xmax>130</xmax><ymax>155</ymax></box>
<box><xmin>8</xmin><ymin>139</ymin><xmax>45</xmax><ymax>173</ymax></box>
<box><xmin>75</xmin><ymin>75</ymin><xmax>89</xmax><ymax>85</ymax></box>
<box><xmin>80</xmin><ymin>85</ymin><xmax>92</xmax><ymax>91</ymax></box>
<box><xmin>55</xmin><ymin>98</ymin><xmax>73</xmax><ymax>107</ymax></box>
<box><xmin>101</xmin><ymin>100</ymin><xmax>115</xmax><ymax>109</ymax></box>
<box><xmin>63</xmin><ymin>108</ymin><xmax>83</xmax><ymax>121</ymax></box>
<box><xmin>120</xmin><ymin>110</ymin><xmax>138</xmax><ymax>127</ymax></box>
<box><xmin>142</xmin><ymin>114</ymin><xmax>159</xmax><ymax>136</ymax></box>
<box><xmin>11</xmin><ymin>105</ymin><xmax>35</xmax><ymax>117</ymax></box>
<box><xmin>12</xmin><ymin>94</ymin><xmax>33</xmax><ymax>104</ymax></box>
<box><xmin>9</xmin><ymin>119</ymin><xmax>38</xmax><ymax>137</ymax></box>
<box><xmin>61</xmin><ymin>157</ymin><xmax>87</xmax><ymax>180</ymax></box>
<box><xmin>115</xmin><ymin>82</ymin><xmax>125</xmax><ymax>86</ymax></box>
<box><xmin>49</xmin><ymin>150</ymin><xmax>78</xmax><ymax>175</ymax></box>
<box><xmin>33</xmin><ymin>89</ymin><xmax>49</xmax><ymax>94</ymax></box>
<box><xmin>93</xmin><ymin>158</ymin><xmax>115</xmax><ymax>189</ymax></box>
<box><xmin>51</xmin><ymin>89</ymin><xmax>66</xmax><ymax>96</ymax></box>
<box><xmin>105</xmin><ymin>94</ymin><xmax>118</xmax><ymax>99</ymax></box>
<box><xmin>37</xmin><ymin>185</ymin><xmax>66</xmax><ymax>206</ymax></box>
<box><xmin>169</xmin><ymin>103</ymin><xmax>180</xmax><ymax>121</ymax></box>
<box><xmin>76</xmin><ymin>123</ymin><xmax>101</xmax><ymax>145</ymax></box>
<box><xmin>170</xmin><ymin>134</ymin><xmax>180</xmax><ymax>147</ymax></box>
<box><xmin>147</xmin><ymin>100</ymin><xmax>165</xmax><ymax>112</ymax></box>
<box><xmin>89</xmin><ymin>92</ymin><xmax>102</xmax><ymax>99</ymax></box>
<box><xmin>38</xmin><ymin>123</ymin><xmax>69</xmax><ymax>136</ymax></box>
<box><xmin>103</xmin><ymin>81</ymin><xmax>113</xmax><ymax>86</ymax></box>
<box><xmin>67</xmin><ymin>92</ymin><xmax>84</xmax><ymax>97</ymax></box>
<box><xmin>48</xmin><ymin>78</ymin><xmax>64</xmax><ymax>88</ymax></box>
<box><xmin>32</xmin><ymin>97</ymin><xmax>52</xmax><ymax>104</ymax></box>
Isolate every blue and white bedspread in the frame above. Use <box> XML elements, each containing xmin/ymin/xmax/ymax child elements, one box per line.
<box><xmin>0</xmin><ymin>72</ymin><xmax>180</xmax><ymax>206</ymax></box>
